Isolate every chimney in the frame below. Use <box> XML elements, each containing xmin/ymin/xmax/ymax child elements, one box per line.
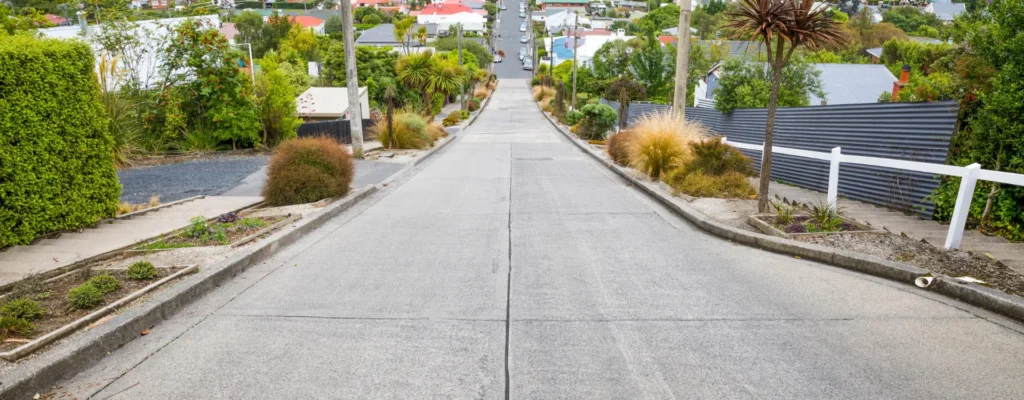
<box><xmin>892</xmin><ymin>64</ymin><xmax>910</xmax><ymax>101</ymax></box>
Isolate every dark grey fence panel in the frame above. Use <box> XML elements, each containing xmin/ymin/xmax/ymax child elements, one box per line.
<box><xmin>605</xmin><ymin>100</ymin><xmax>959</xmax><ymax>218</ymax></box>
<box><xmin>297</xmin><ymin>118</ymin><xmax>375</xmax><ymax>144</ymax></box>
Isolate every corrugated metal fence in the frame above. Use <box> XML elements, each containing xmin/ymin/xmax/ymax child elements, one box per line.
<box><xmin>297</xmin><ymin>118</ymin><xmax>375</xmax><ymax>144</ymax></box>
<box><xmin>602</xmin><ymin>100</ymin><xmax>959</xmax><ymax>218</ymax></box>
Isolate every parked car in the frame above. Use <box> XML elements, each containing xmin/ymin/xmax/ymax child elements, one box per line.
<box><xmin>519</xmin><ymin>22</ymin><xmax>527</xmax><ymax>32</ymax></box>
<box><xmin>501</xmin><ymin>4</ymin><xmax>507</xmax><ymax>9</ymax></box>
<box><xmin>523</xmin><ymin>58</ymin><xmax>533</xmax><ymax>70</ymax></box>
<box><xmin>519</xmin><ymin>11</ymin><xmax>526</xmax><ymax>18</ymax></box>
<box><xmin>519</xmin><ymin>47</ymin><xmax>526</xmax><ymax>60</ymax></box>
<box><xmin>493</xmin><ymin>54</ymin><xmax>502</xmax><ymax>63</ymax></box>
<box><xmin>520</xmin><ymin>35</ymin><xmax>529</xmax><ymax>43</ymax></box>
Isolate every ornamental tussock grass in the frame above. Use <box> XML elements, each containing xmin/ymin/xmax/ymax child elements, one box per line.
<box><xmin>606</xmin><ymin>130</ymin><xmax>637</xmax><ymax>166</ymax></box>
<box><xmin>533</xmin><ymin>86</ymin><xmax>555</xmax><ymax>103</ymax></box>
<box><xmin>371</xmin><ymin>111</ymin><xmax>435</xmax><ymax>150</ymax></box>
<box><xmin>627</xmin><ymin>111</ymin><xmax>706</xmax><ymax>179</ymax></box>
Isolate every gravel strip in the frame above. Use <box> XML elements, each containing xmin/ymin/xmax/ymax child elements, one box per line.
<box><xmin>117</xmin><ymin>155</ymin><xmax>268</xmax><ymax>203</ymax></box>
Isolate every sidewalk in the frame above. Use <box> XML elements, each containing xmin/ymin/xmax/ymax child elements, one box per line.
<box><xmin>0</xmin><ymin>196</ymin><xmax>262</xmax><ymax>287</ymax></box>
<box><xmin>768</xmin><ymin>181</ymin><xmax>1024</xmax><ymax>273</ymax></box>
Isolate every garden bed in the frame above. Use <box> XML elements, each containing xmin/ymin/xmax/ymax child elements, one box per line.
<box><xmin>132</xmin><ymin>214</ymin><xmax>292</xmax><ymax>251</ymax></box>
<box><xmin>0</xmin><ymin>264</ymin><xmax>196</xmax><ymax>359</ymax></box>
<box><xmin>749</xmin><ymin>214</ymin><xmax>886</xmax><ymax>238</ymax></box>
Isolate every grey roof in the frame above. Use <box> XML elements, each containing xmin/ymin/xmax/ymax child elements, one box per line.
<box><xmin>929</xmin><ymin>2</ymin><xmax>966</xmax><ymax>21</ymax></box>
<box><xmin>662</xmin><ymin>26</ymin><xmax>697</xmax><ymax>36</ymax></box>
<box><xmin>535</xmin><ymin>8</ymin><xmax>570</xmax><ymax>17</ymax></box>
<box><xmin>865</xmin><ymin>47</ymin><xmax>883</xmax><ymax>58</ymax></box>
<box><xmin>695</xmin><ymin>40</ymin><xmax>765</xmax><ymax>59</ymax></box>
<box><xmin>354</xmin><ymin>23</ymin><xmax>436</xmax><ymax>45</ymax></box>
<box><xmin>618</xmin><ymin>1</ymin><xmax>647</xmax><ymax>8</ymax></box>
<box><xmin>811</xmin><ymin>64</ymin><xmax>896</xmax><ymax>105</ymax></box>
<box><xmin>461</xmin><ymin>1</ymin><xmax>484</xmax><ymax>9</ymax></box>
<box><xmin>864</xmin><ymin>37</ymin><xmax>943</xmax><ymax>59</ymax></box>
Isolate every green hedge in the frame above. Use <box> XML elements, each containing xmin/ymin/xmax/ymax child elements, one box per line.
<box><xmin>0</xmin><ymin>36</ymin><xmax>121</xmax><ymax>248</ymax></box>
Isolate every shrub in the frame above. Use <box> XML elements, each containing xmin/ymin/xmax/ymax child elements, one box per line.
<box><xmin>0</xmin><ymin>35</ymin><xmax>121</xmax><ymax>248</ymax></box>
<box><xmin>685</xmin><ymin>138</ymin><xmax>752</xmax><ymax>176</ymax></box>
<box><xmin>372</xmin><ymin>111</ymin><xmax>434</xmax><ymax>149</ymax></box>
<box><xmin>669</xmin><ymin>171</ymin><xmax>756</xmax><ymax>198</ymax></box>
<box><xmin>628</xmin><ymin>111</ymin><xmax>705</xmax><ymax>179</ymax></box>
<box><xmin>459</xmin><ymin>110</ymin><xmax>470</xmax><ymax>120</ymax></box>
<box><xmin>88</xmin><ymin>274</ymin><xmax>121</xmax><ymax>294</ymax></box>
<box><xmin>443</xmin><ymin>111</ymin><xmax>462</xmax><ymax>127</ymax></box>
<box><xmin>574</xmin><ymin>103</ymin><xmax>618</xmax><ymax>141</ymax></box>
<box><xmin>564</xmin><ymin>109</ymin><xmax>583</xmax><ymax>126</ymax></box>
<box><xmin>262</xmin><ymin>137</ymin><xmax>355</xmax><ymax>206</ymax></box>
<box><xmin>427</xmin><ymin>122</ymin><xmax>448</xmax><ymax>141</ymax></box>
<box><xmin>473</xmin><ymin>87</ymin><xmax>490</xmax><ymax>100</ymax></box>
<box><xmin>0</xmin><ymin>316</ymin><xmax>34</xmax><ymax>340</ymax></box>
<box><xmin>467</xmin><ymin>98</ymin><xmax>480</xmax><ymax>111</ymax></box>
<box><xmin>0</xmin><ymin>298</ymin><xmax>45</xmax><ymax>321</ymax></box>
<box><xmin>67</xmin><ymin>284</ymin><xmax>105</xmax><ymax>310</ymax></box>
<box><xmin>533</xmin><ymin>86</ymin><xmax>556</xmax><ymax>102</ymax></box>
<box><xmin>184</xmin><ymin>216</ymin><xmax>211</xmax><ymax>238</ymax></box>
<box><xmin>127</xmin><ymin>261</ymin><xmax>160</xmax><ymax>280</ymax></box>
<box><xmin>606</xmin><ymin>130</ymin><xmax>637</xmax><ymax>166</ymax></box>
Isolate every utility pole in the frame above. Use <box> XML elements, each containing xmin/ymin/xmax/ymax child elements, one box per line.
<box><xmin>548</xmin><ymin>27</ymin><xmax>554</xmax><ymax>83</ymax></box>
<box><xmin>671</xmin><ymin>0</ymin><xmax>692</xmax><ymax>116</ymax></box>
<box><xmin>528</xmin><ymin>0</ymin><xmax>535</xmax><ymax>77</ymax></box>
<box><xmin>458</xmin><ymin>23</ymin><xmax>465</xmax><ymax>111</ymax></box>
<box><xmin>571</xmin><ymin>12</ymin><xmax>578</xmax><ymax>109</ymax></box>
<box><xmin>340</xmin><ymin>0</ymin><xmax>364</xmax><ymax>157</ymax></box>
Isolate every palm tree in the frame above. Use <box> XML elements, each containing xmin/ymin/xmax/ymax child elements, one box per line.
<box><xmin>396</xmin><ymin>50</ymin><xmax>435</xmax><ymax>115</ymax></box>
<box><xmin>426</xmin><ymin>58</ymin><xmax>466</xmax><ymax>115</ymax></box>
<box><xmin>725</xmin><ymin>0</ymin><xmax>844</xmax><ymax>212</ymax></box>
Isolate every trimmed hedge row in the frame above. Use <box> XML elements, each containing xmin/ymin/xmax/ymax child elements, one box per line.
<box><xmin>0</xmin><ymin>36</ymin><xmax>121</xmax><ymax>247</ymax></box>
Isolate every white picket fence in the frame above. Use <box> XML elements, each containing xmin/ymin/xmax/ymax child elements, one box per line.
<box><xmin>721</xmin><ymin>138</ymin><xmax>1024</xmax><ymax>250</ymax></box>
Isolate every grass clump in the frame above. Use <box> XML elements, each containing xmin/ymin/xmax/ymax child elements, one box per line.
<box><xmin>87</xmin><ymin>274</ymin><xmax>121</xmax><ymax>294</ymax></box>
<box><xmin>67</xmin><ymin>284</ymin><xmax>104</xmax><ymax>310</ymax></box>
<box><xmin>127</xmin><ymin>261</ymin><xmax>160</xmax><ymax>280</ymax></box>
<box><xmin>809</xmin><ymin>198</ymin><xmax>844</xmax><ymax>232</ymax></box>
<box><xmin>668</xmin><ymin>171</ymin><xmax>756</xmax><ymax>198</ymax></box>
<box><xmin>372</xmin><ymin>111</ymin><xmax>435</xmax><ymax>150</ymax></box>
<box><xmin>473</xmin><ymin>87</ymin><xmax>490</xmax><ymax>100</ymax></box>
<box><xmin>606</xmin><ymin>130</ymin><xmax>637</xmax><ymax>166</ymax></box>
<box><xmin>0</xmin><ymin>316</ymin><xmax>35</xmax><ymax>340</ymax></box>
<box><xmin>685</xmin><ymin>138</ymin><xmax>751</xmax><ymax>176</ymax></box>
<box><xmin>263</xmin><ymin>136</ymin><xmax>355</xmax><ymax>206</ymax></box>
<box><xmin>627</xmin><ymin>111</ymin><xmax>706</xmax><ymax>179</ymax></box>
<box><xmin>533</xmin><ymin>86</ymin><xmax>555</xmax><ymax>102</ymax></box>
<box><xmin>467</xmin><ymin>98</ymin><xmax>480</xmax><ymax>111</ymax></box>
<box><xmin>771</xmin><ymin>200</ymin><xmax>796</xmax><ymax>225</ymax></box>
<box><xmin>1</xmin><ymin>298</ymin><xmax>45</xmax><ymax>321</ymax></box>
<box><xmin>442</xmin><ymin>111</ymin><xmax>462</xmax><ymax>127</ymax></box>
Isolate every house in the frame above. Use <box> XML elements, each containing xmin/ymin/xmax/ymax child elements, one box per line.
<box><xmin>286</xmin><ymin>15</ymin><xmax>325</xmax><ymax>35</ymax></box>
<box><xmin>549</xmin><ymin>29</ymin><xmax>634</xmax><ymax>67</ymax></box>
<box><xmin>694</xmin><ymin>63</ymin><xmax>898</xmax><ymax>107</ymax></box>
<box><xmin>590</xmin><ymin>16</ymin><xmax>613</xmax><ymax>29</ymax></box>
<box><xmin>415</xmin><ymin>4</ymin><xmax>473</xmax><ymax>23</ymax></box>
<box><xmin>616</xmin><ymin>1</ymin><xmax>647</xmax><ymax>10</ymax></box>
<box><xmin>296</xmin><ymin>87</ymin><xmax>371</xmax><ymax>121</ymax></box>
<box><xmin>924</xmin><ymin>2</ymin><xmax>966</xmax><ymax>22</ymax></box>
<box><xmin>531</xmin><ymin>8</ymin><xmax>570</xmax><ymax>22</ymax></box>
<box><xmin>351</xmin><ymin>0</ymin><xmax>395</xmax><ymax>8</ymax></box>
<box><xmin>221</xmin><ymin>22</ymin><xmax>238</xmax><ymax>44</ymax></box>
<box><xmin>661</xmin><ymin>26</ymin><xmax>698</xmax><ymax>37</ymax></box>
<box><xmin>354</xmin><ymin>23</ymin><xmax>438</xmax><ymax>48</ymax></box>
<box><xmin>44</xmin><ymin>14</ymin><xmax>70</xmax><ymax>26</ymax></box>
<box><xmin>538</xmin><ymin>0</ymin><xmax>588</xmax><ymax>11</ymax></box>
<box><xmin>434</xmin><ymin>12</ymin><xmax>487</xmax><ymax>34</ymax></box>
<box><xmin>694</xmin><ymin>40</ymin><xmax>764</xmax><ymax>59</ymax></box>
<box><xmin>38</xmin><ymin>15</ymin><xmax>221</xmax><ymax>90</ymax></box>
<box><xmin>541</xmin><ymin>9</ymin><xmax>590</xmax><ymax>31</ymax></box>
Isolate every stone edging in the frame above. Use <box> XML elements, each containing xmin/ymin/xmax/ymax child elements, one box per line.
<box><xmin>0</xmin><ymin>122</ymin><xmax>473</xmax><ymax>398</ymax></box>
<box><xmin>533</xmin><ymin>91</ymin><xmax>1024</xmax><ymax>324</ymax></box>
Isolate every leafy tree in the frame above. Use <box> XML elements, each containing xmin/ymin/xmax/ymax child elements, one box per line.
<box><xmin>692</xmin><ymin>7</ymin><xmax>726</xmax><ymax>39</ymax></box>
<box><xmin>635</xmin><ymin>3</ymin><xmax>679</xmax><ymax>35</ymax></box>
<box><xmin>882</xmin><ymin>6</ymin><xmax>942</xmax><ymax>36</ymax></box>
<box><xmin>396</xmin><ymin>50</ymin><xmax>436</xmax><ymax>112</ymax></box>
<box><xmin>434</xmin><ymin>36</ymin><xmax>492</xmax><ymax>67</ymax></box>
<box><xmin>235</xmin><ymin>11</ymin><xmax>294</xmax><ymax>58</ymax></box>
<box><xmin>592</xmin><ymin>39</ymin><xmax>638</xmax><ymax>79</ymax></box>
<box><xmin>255</xmin><ymin>57</ymin><xmax>301</xmax><ymax>146</ymax></box>
<box><xmin>726</xmin><ymin>0</ymin><xmax>844</xmax><ymax>212</ymax></box>
<box><xmin>394</xmin><ymin>16</ymin><xmax>416</xmax><ymax>54</ymax></box>
<box><xmin>158</xmin><ymin>19</ymin><xmax>261</xmax><ymax>148</ymax></box>
<box><xmin>704</xmin><ymin>0</ymin><xmax>726</xmax><ymax>15</ymax></box>
<box><xmin>713</xmin><ymin>57</ymin><xmax>824</xmax><ymax>112</ymax></box>
<box><xmin>630</xmin><ymin>34</ymin><xmax>672</xmax><ymax>99</ymax></box>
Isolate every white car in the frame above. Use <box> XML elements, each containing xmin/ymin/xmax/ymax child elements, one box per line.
<box><xmin>519</xmin><ymin>11</ymin><xmax>526</xmax><ymax>18</ymax></box>
<box><xmin>520</xmin><ymin>35</ymin><xmax>529</xmax><ymax>43</ymax></box>
<box><xmin>519</xmin><ymin>49</ymin><xmax>526</xmax><ymax>61</ymax></box>
<box><xmin>523</xmin><ymin>58</ymin><xmax>533</xmax><ymax>70</ymax></box>
<box><xmin>519</xmin><ymin>23</ymin><xmax>526</xmax><ymax>32</ymax></box>
<box><xmin>501</xmin><ymin>4</ymin><xmax>507</xmax><ymax>9</ymax></box>
<box><xmin>493</xmin><ymin>54</ymin><xmax>502</xmax><ymax>63</ymax></box>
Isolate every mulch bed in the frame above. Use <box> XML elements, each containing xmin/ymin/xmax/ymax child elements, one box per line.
<box><xmin>760</xmin><ymin>215</ymin><xmax>866</xmax><ymax>234</ymax></box>
<box><xmin>0</xmin><ymin>266</ymin><xmax>188</xmax><ymax>352</ymax></box>
<box><xmin>798</xmin><ymin>233</ymin><xmax>1024</xmax><ymax>297</ymax></box>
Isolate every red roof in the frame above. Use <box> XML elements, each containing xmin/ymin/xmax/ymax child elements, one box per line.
<box><xmin>577</xmin><ymin>29</ymin><xmax>610</xmax><ymax>37</ymax></box>
<box><xmin>658</xmin><ymin>35</ymin><xmax>677</xmax><ymax>45</ymax></box>
<box><xmin>44</xmin><ymin>14</ymin><xmax>68</xmax><ymax>25</ymax></box>
<box><xmin>418</xmin><ymin>4</ymin><xmax>471</xmax><ymax>15</ymax></box>
<box><xmin>288</xmin><ymin>16</ymin><xmax>325</xmax><ymax>28</ymax></box>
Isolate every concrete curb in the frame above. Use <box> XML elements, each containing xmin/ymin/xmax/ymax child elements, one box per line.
<box><xmin>534</xmin><ymin>94</ymin><xmax>1024</xmax><ymax>324</ymax></box>
<box><xmin>0</xmin><ymin>185</ymin><xmax>378</xmax><ymax>398</ymax></box>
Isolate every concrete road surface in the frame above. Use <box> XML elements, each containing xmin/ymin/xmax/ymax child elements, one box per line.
<box><xmin>55</xmin><ymin>80</ymin><xmax>1024</xmax><ymax>399</ymax></box>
